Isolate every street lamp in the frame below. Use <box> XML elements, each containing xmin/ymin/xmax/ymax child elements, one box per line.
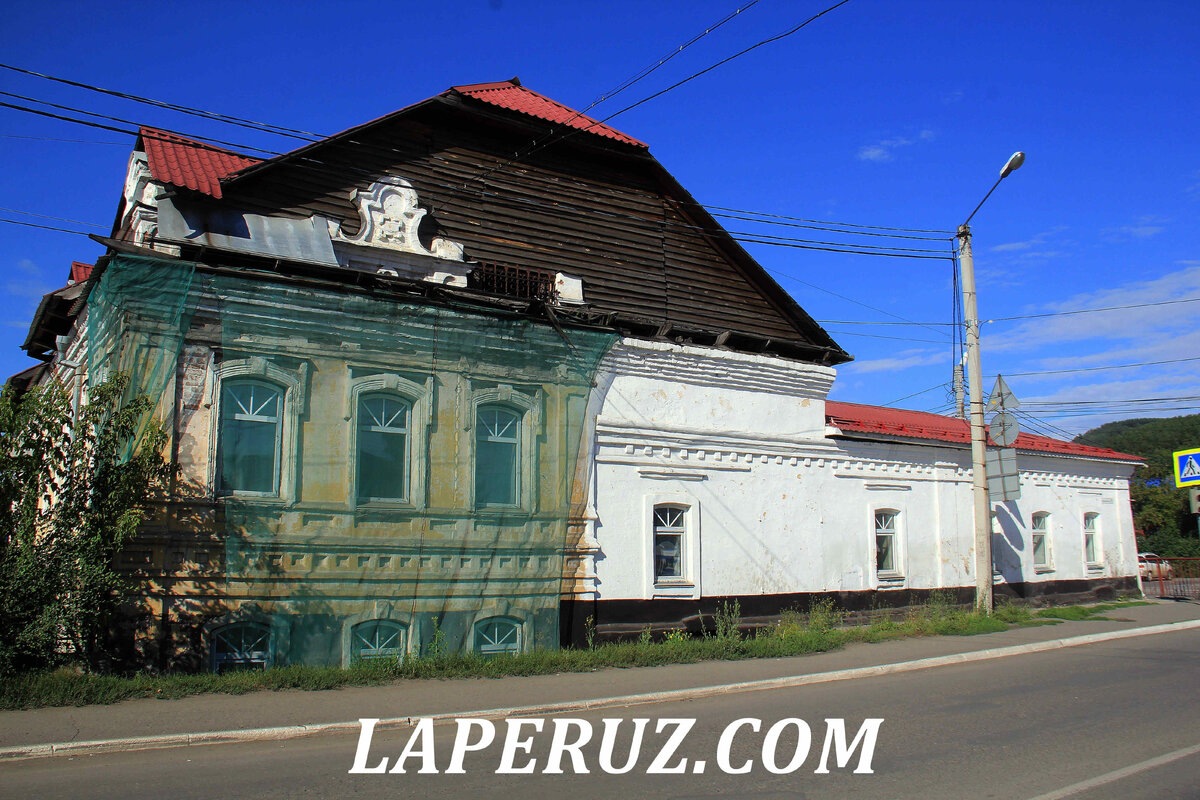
<box><xmin>958</xmin><ymin>151</ymin><xmax>1025</xmax><ymax>614</ymax></box>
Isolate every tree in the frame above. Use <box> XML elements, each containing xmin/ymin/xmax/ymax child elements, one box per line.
<box><xmin>1075</xmin><ymin>414</ymin><xmax>1200</xmax><ymax>554</ymax></box>
<box><xmin>0</xmin><ymin>375</ymin><xmax>171</xmax><ymax>675</ymax></box>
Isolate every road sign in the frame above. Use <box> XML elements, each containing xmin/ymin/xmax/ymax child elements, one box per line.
<box><xmin>986</xmin><ymin>375</ymin><xmax>1020</xmax><ymax>413</ymax></box>
<box><xmin>1176</xmin><ymin>447</ymin><xmax>1200</xmax><ymax>488</ymax></box>
<box><xmin>990</xmin><ymin>411</ymin><xmax>1020</xmax><ymax>447</ymax></box>
<box><xmin>987</xmin><ymin>447</ymin><xmax>1020</xmax><ymax>501</ymax></box>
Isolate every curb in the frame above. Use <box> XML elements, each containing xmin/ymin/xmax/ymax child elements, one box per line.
<box><xmin>4</xmin><ymin>618</ymin><xmax>1199</xmax><ymax>763</ymax></box>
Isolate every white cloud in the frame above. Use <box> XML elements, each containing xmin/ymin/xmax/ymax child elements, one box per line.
<box><xmin>841</xmin><ymin>348</ymin><xmax>945</xmax><ymax>374</ymax></box>
<box><xmin>856</xmin><ymin>132</ymin><xmax>933</xmax><ymax>163</ymax></box>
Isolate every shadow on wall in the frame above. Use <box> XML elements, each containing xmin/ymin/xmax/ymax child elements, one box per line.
<box><xmin>993</xmin><ymin>501</ymin><xmax>1027</xmax><ymax>585</ymax></box>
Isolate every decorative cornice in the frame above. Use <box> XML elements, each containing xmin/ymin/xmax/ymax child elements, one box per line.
<box><xmin>328</xmin><ymin>177</ymin><xmax>464</xmax><ymax>261</ymax></box>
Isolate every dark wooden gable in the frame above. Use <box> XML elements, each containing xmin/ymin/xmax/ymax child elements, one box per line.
<box><xmin>220</xmin><ymin>95</ymin><xmax>849</xmax><ymax>365</ymax></box>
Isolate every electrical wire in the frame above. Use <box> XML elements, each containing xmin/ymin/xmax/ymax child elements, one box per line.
<box><xmin>989</xmin><ymin>296</ymin><xmax>1200</xmax><ymax>322</ymax></box>
<box><xmin>0</xmin><ymin>132</ymin><xmax>126</xmax><ymax>144</ymax></box>
<box><xmin>0</xmin><ymin>217</ymin><xmax>94</xmax><ymax>236</ymax></box>
<box><xmin>0</xmin><ymin>61</ymin><xmax>321</xmax><ymax>140</ymax></box>
<box><xmin>881</xmin><ymin>382</ymin><xmax>949</xmax><ymax>407</ymax></box>
<box><xmin>0</xmin><ymin>206</ymin><xmax>107</xmax><ymax>229</ymax></box>
<box><xmin>989</xmin><ymin>355</ymin><xmax>1200</xmax><ymax>378</ymax></box>
<box><xmin>0</xmin><ymin>72</ymin><xmax>950</xmax><ymax>239</ymax></box>
<box><xmin>463</xmin><ymin>0</ymin><xmax>763</xmax><ymax>189</ymax></box>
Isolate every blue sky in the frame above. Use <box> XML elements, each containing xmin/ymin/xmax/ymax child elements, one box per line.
<box><xmin>2</xmin><ymin>0</ymin><xmax>1198</xmax><ymax>436</ymax></box>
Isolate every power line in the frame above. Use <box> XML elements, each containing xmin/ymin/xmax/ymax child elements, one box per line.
<box><xmin>704</xmin><ymin>204</ymin><xmax>953</xmax><ymax>235</ymax></box>
<box><xmin>881</xmin><ymin>382</ymin><xmax>948</xmax><ymax>407</ymax></box>
<box><xmin>815</xmin><ymin>319</ymin><xmax>956</xmax><ymax>326</ymax></box>
<box><xmin>709</xmin><ymin>209</ymin><xmax>953</xmax><ymax>240</ymax></box>
<box><xmin>0</xmin><ymin>97</ymin><xmax>951</xmax><ymax>269</ymax></box>
<box><xmin>0</xmin><ymin>217</ymin><xmax>94</xmax><ymax>236</ymax></box>
<box><xmin>989</xmin><ymin>296</ymin><xmax>1200</xmax><ymax>322</ymax></box>
<box><xmin>991</xmin><ymin>355</ymin><xmax>1200</xmax><ymax>378</ymax></box>
<box><xmin>0</xmin><ymin>65</ymin><xmax>951</xmax><ymax>239</ymax></box>
<box><xmin>0</xmin><ymin>61</ymin><xmax>320</xmax><ymax>141</ymax></box>
<box><xmin>463</xmin><ymin>0</ymin><xmax>763</xmax><ymax>189</ymax></box>
<box><xmin>463</xmin><ymin>0</ymin><xmax>853</xmax><ymax>188</ymax></box>
<box><xmin>822</xmin><ymin>328</ymin><xmax>950</xmax><ymax>343</ymax></box>
<box><xmin>0</xmin><ymin>206</ymin><xmax>107</xmax><ymax>229</ymax></box>
<box><xmin>769</xmin><ymin>269</ymin><xmax>953</xmax><ymax>340</ymax></box>
<box><xmin>0</xmin><ymin>132</ymin><xmax>126</xmax><ymax>144</ymax></box>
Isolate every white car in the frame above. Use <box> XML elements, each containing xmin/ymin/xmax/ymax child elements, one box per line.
<box><xmin>1138</xmin><ymin>552</ymin><xmax>1174</xmax><ymax>581</ymax></box>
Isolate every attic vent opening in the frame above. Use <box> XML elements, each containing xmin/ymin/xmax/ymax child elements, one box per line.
<box><xmin>468</xmin><ymin>261</ymin><xmax>558</xmax><ymax>302</ymax></box>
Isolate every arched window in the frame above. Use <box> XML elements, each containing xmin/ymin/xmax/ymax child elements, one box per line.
<box><xmin>349</xmin><ymin>620</ymin><xmax>407</xmax><ymax>661</ymax></box>
<box><xmin>1031</xmin><ymin>512</ymin><xmax>1051</xmax><ymax>569</ymax></box>
<box><xmin>475</xmin><ymin>405</ymin><xmax>521</xmax><ymax>507</ymax></box>
<box><xmin>474</xmin><ymin>616</ymin><xmax>522</xmax><ymax>656</ymax></box>
<box><xmin>357</xmin><ymin>394</ymin><xmax>411</xmax><ymax>502</ymax></box>
<box><xmin>212</xmin><ymin>622</ymin><xmax>271</xmax><ymax>673</ymax></box>
<box><xmin>219</xmin><ymin>380</ymin><xmax>282</xmax><ymax>494</ymax></box>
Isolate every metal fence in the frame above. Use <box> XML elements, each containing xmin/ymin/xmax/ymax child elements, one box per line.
<box><xmin>1141</xmin><ymin>556</ymin><xmax>1200</xmax><ymax>600</ymax></box>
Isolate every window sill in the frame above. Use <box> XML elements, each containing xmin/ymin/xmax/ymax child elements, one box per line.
<box><xmin>652</xmin><ymin>581</ymin><xmax>696</xmax><ymax>598</ymax></box>
<box><xmin>876</xmin><ymin>573</ymin><xmax>906</xmax><ymax>587</ymax></box>
<box><xmin>1085</xmin><ymin>564</ymin><xmax>1105</xmax><ymax>574</ymax></box>
<box><xmin>1033</xmin><ymin>566</ymin><xmax>1056</xmax><ymax>574</ymax></box>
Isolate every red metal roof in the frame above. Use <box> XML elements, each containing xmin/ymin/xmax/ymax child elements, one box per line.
<box><xmin>140</xmin><ymin>127</ymin><xmax>261</xmax><ymax>199</ymax></box>
<box><xmin>825</xmin><ymin>400</ymin><xmax>1141</xmax><ymax>462</ymax></box>
<box><xmin>451</xmin><ymin>79</ymin><xmax>648</xmax><ymax>148</ymax></box>
<box><xmin>68</xmin><ymin>261</ymin><xmax>93</xmax><ymax>285</ymax></box>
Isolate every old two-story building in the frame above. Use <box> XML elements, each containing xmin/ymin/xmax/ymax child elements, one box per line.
<box><xmin>16</xmin><ymin>79</ymin><xmax>1142</xmax><ymax>670</ymax></box>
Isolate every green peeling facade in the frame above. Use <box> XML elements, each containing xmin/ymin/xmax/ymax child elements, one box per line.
<box><xmin>90</xmin><ymin>255</ymin><xmax>617</xmax><ymax>670</ymax></box>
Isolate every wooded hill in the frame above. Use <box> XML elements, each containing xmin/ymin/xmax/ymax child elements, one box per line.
<box><xmin>1075</xmin><ymin>414</ymin><xmax>1200</xmax><ymax>556</ymax></box>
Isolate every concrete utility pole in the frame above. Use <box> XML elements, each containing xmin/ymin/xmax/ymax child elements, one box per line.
<box><xmin>959</xmin><ymin>151</ymin><xmax>1025</xmax><ymax>614</ymax></box>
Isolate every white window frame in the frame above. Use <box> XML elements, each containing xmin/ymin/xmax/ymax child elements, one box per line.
<box><xmin>872</xmin><ymin>507</ymin><xmax>905</xmax><ymax>585</ymax></box>
<box><xmin>340</xmin><ymin>603</ymin><xmax>414</xmax><ymax>666</ymax></box>
<box><xmin>210</xmin><ymin>621</ymin><xmax>272</xmax><ymax>672</ymax></box>
<box><xmin>469</xmin><ymin>385</ymin><xmax>539</xmax><ymax>511</ymax></box>
<box><xmin>348</xmin><ymin>619</ymin><xmax>409</xmax><ymax>662</ymax></box>
<box><xmin>1031</xmin><ymin>512</ymin><xmax>1054</xmax><ymax>573</ymax></box>
<box><xmin>207</xmin><ymin>357</ymin><xmax>303</xmax><ymax>503</ymax></box>
<box><xmin>1083</xmin><ymin>512</ymin><xmax>1102</xmax><ymax>572</ymax></box>
<box><xmin>346</xmin><ymin>373</ymin><xmax>431</xmax><ymax>509</ymax></box>
<box><xmin>644</xmin><ymin>493</ymin><xmax>701</xmax><ymax>599</ymax></box>
<box><xmin>473</xmin><ymin>615</ymin><xmax>524</xmax><ymax>657</ymax></box>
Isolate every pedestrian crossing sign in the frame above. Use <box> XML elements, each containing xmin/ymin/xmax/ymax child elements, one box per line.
<box><xmin>1175</xmin><ymin>448</ymin><xmax>1200</xmax><ymax>488</ymax></box>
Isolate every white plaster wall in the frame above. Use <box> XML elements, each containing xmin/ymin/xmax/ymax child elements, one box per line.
<box><xmin>588</xmin><ymin>338</ymin><xmax>1139</xmax><ymax>603</ymax></box>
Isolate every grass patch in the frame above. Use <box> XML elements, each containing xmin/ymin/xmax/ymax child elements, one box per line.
<box><xmin>0</xmin><ymin>599</ymin><xmax>1149</xmax><ymax>711</ymax></box>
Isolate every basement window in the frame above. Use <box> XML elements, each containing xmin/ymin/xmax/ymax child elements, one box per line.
<box><xmin>211</xmin><ymin>622</ymin><xmax>271</xmax><ymax>673</ymax></box>
<box><xmin>350</xmin><ymin>620</ymin><xmax>407</xmax><ymax>661</ymax></box>
<box><xmin>474</xmin><ymin>617</ymin><xmax>522</xmax><ymax>657</ymax></box>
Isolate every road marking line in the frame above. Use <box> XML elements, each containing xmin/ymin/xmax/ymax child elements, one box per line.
<box><xmin>3</xmin><ymin>618</ymin><xmax>1199</xmax><ymax>762</ymax></box>
<box><xmin>1027</xmin><ymin>741</ymin><xmax>1200</xmax><ymax>800</ymax></box>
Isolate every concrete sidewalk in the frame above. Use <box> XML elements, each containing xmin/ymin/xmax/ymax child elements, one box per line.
<box><xmin>3</xmin><ymin>600</ymin><xmax>1198</xmax><ymax>756</ymax></box>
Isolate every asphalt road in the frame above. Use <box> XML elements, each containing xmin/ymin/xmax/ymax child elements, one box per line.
<box><xmin>3</xmin><ymin>627</ymin><xmax>1199</xmax><ymax>800</ymax></box>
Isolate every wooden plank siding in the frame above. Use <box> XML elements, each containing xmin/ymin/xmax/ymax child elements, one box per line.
<box><xmin>219</xmin><ymin>98</ymin><xmax>848</xmax><ymax>363</ymax></box>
